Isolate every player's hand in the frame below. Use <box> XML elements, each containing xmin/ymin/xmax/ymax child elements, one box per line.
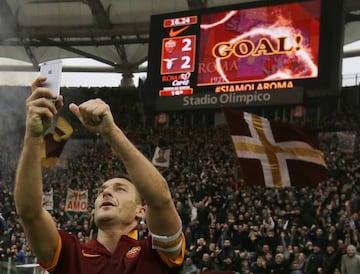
<box><xmin>25</xmin><ymin>77</ymin><xmax>63</xmax><ymax>137</ymax></box>
<box><xmin>69</xmin><ymin>98</ymin><xmax>115</xmax><ymax>135</ymax></box>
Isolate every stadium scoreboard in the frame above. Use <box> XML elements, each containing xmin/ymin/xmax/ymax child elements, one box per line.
<box><xmin>147</xmin><ymin>0</ymin><xmax>343</xmax><ymax>110</ymax></box>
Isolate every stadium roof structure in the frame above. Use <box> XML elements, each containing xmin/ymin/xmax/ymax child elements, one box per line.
<box><xmin>0</xmin><ymin>0</ymin><xmax>359</xmax><ymax>75</ymax></box>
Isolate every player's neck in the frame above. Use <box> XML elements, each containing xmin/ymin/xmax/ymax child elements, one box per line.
<box><xmin>96</xmin><ymin>224</ymin><xmax>135</xmax><ymax>254</ymax></box>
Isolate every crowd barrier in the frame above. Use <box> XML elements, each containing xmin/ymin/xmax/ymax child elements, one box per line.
<box><xmin>0</xmin><ymin>260</ymin><xmax>48</xmax><ymax>274</ymax></box>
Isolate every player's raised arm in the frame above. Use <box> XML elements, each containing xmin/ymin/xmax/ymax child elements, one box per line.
<box><xmin>14</xmin><ymin>77</ymin><xmax>62</xmax><ymax>267</ymax></box>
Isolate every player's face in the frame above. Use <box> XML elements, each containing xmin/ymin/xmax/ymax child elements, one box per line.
<box><xmin>94</xmin><ymin>178</ymin><xmax>144</xmax><ymax>227</ymax></box>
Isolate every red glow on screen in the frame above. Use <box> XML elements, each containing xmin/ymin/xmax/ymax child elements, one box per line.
<box><xmin>159</xmin><ymin>88</ymin><xmax>193</xmax><ymax>96</ymax></box>
<box><xmin>163</xmin><ymin>16</ymin><xmax>198</xmax><ymax>27</ymax></box>
<box><xmin>197</xmin><ymin>1</ymin><xmax>320</xmax><ymax>85</ymax></box>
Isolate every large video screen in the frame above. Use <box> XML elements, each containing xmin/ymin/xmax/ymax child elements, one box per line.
<box><xmin>147</xmin><ymin>0</ymin><xmax>342</xmax><ymax>110</ymax></box>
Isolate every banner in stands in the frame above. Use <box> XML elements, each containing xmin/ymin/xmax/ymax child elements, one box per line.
<box><xmin>65</xmin><ymin>189</ymin><xmax>88</xmax><ymax>212</ymax></box>
<box><xmin>42</xmin><ymin>188</ymin><xmax>53</xmax><ymax>211</ymax></box>
<box><xmin>152</xmin><ymin>146</ymin><xmax>171</xmax><ymax>168</ymax></box>
<box><xmin>319</xmin><ymin>131</ymin><xmax>357</xmax><ymax>155</ymax></box>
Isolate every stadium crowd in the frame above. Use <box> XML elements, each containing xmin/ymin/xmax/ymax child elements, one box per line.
<box><xmin>0</xmin><ymin>92</ymin><xmax>360</xmax><ymax>273</ymax></box>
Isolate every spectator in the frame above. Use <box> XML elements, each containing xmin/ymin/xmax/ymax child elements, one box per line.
<box><xmin>268</xmin><ymin>253</ymin><xmax>292</xmax><ymax>274</ymax></box>
<box><xmin>303</xmin><ymin>243</ymin><xmax>323</xmax><ymax>274</ymax></box>
<box><xmin>180</xmin><ymin>257</ymin><xmax>198</xmax><ymax>274</ymax></box>
<box><xmin>197</xmin><ymin>252</ymin><xmax>218</xmax><ymax>272</ymax></box>
<box><xmin>341</xmin><ymin>244</ymin><xmax>360</xmax><ymax>274</ymax></box>
<box><xmin>322</xmin><ymin>244</ymin><xmax>342</xmax><ymax>274</ymax></box>
<box><xmin>217</xmin><ymin>238</ymin><xmax>240</xmax><ymax>271</ymax></box>
<box><xmin>289</xmin><ymin>252</ymin><xmax>306</xmax><ymax>274</ymax></box>
<box><xmin>250</xmin><ymin>255</ymin><xmax>270</xmax><ymax>274</ymax></box>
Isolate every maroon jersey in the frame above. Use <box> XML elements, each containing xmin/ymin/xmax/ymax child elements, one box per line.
<box><xmin>42</xmin><ymin>230</ymin><xmax>184</xmax><ymax>274</ymax></box>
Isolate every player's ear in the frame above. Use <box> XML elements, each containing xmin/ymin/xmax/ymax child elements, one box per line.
<box><xmin>135</xmin><ymin>205</ymin><xmax>146</xmax><ymax>220</ymax></box>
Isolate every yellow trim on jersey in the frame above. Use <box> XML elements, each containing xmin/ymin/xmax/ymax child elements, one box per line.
<box><xmin>127</xmin><ymin>228</ymin><xmax>139</xmax><ymax>240</ymax></box>
<box><xmin>39</xmin><ymin>232</ymin><xmax>62</xmax><ymax>271</ymax></box>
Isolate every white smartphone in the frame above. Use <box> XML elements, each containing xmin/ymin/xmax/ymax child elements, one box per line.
<box><xmin>39</xmin><ymin>59</ymin><xmax>63</xmax><ymax>100</ymax></box>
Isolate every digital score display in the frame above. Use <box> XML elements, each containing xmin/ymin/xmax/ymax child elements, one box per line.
<box><xmin>159</xmin><ymin>16</ymin><xmax>198</xmax><ymax>97</ymax></box>
<box><xmin>147</xmin><ymin>0</ymin><xmax>342</xmax><ymax>110</ymax></box>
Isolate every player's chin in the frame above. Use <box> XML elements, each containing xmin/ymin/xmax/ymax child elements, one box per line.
<box><xmin>95</xmin><ymin>211</ymin><xmax>116</xmax><ymax>223</ymax></box>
